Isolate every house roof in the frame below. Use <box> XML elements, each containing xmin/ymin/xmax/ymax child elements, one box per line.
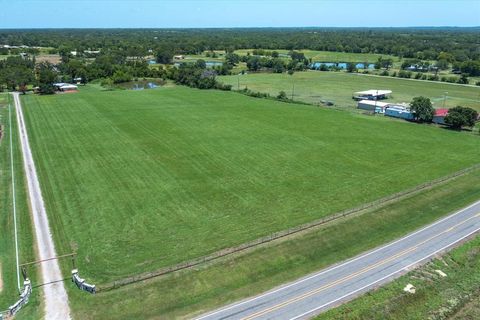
<box><xmin>60</xmin><ymin>84</ymin><xmax>78</xmax><ymax>90</ymax></box>
<box><xmin>434</xmin><ymin>109</ymin><xmax>449</xmax><ymax>117</ymax></box>
<box><xmin>355</xmin><ymin>90</ymin><xmax>392</xmax><ymax>96</ymax></box>
<box><xmin>358</xmin><ymin>100</ymin><xmax>390</xmax><ymax>107</ymax></box>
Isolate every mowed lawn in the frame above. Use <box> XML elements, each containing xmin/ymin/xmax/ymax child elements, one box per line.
<box><xmin>21</xmin><ymin>87</ymin><xmax>480</xmax><ymax>283</ymax></box>
<box><xmin>220</xmin><ymin>71</ymin><xmax>480</xmax><ymax>111</ymax></box>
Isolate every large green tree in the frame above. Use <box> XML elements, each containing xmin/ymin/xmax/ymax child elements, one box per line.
<box><xmin>444</xmin><ymin>106</ymin><xmax>478</xmax><ymax>129</ymax></box>
<box><xmin>410</xmin><ymin>96</ymin><xmax>434</xmax><ymax>122</ymax></box>
<box><xmin>37</xmin><ymin>62</ymin><xmax>57</xmax><ymax>94</ymax></box>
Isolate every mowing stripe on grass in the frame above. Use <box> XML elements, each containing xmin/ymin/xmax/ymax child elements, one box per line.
<box><xmin>99</xmin><ymin>164</ymin><xmax>480</xmax><ymax>291</ymax></box>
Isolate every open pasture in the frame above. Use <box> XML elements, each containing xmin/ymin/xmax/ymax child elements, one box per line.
<box><xmin>220</xmin><ymin>71</ymin><xmax>480</xmax><ymax>111</ymax></box>
<box><xmin>234</xmin><ymin>49</ymin><xmax>399</xmax><ymax>63</ymax></box>
<box><xmin>21</xmin><ymin>86</ymin><xmax>480</xmax><ymax>283</ymax></box>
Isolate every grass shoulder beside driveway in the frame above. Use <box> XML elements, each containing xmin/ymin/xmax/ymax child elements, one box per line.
<box><xmin>0</xmin><ymin>94</ymin><xmax>41</xmax><ymax>319</ymax></box>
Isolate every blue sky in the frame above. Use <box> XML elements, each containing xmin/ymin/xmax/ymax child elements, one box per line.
<box><xmin>0</xmin><ymin>0</ymin><xmax>479</xmax><ymax>28</ymax></box>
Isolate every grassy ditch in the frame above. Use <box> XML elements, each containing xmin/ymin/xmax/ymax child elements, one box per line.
<box><xmin>0</xmin><ymin>94</ymin><xmax>41</xmax><ymax>319</ymax></box>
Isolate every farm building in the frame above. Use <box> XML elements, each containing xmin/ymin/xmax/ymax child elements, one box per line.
<box><xmin>54</xmin><ymin>83</ymin><xmax>78</xmax><ymax>92</ymax></box>
<box><xmin>353</xmin><ymin>90</ymin><xmax>392</xmax><ymax>101</ymax></box>
<box><xmin>432</xmin><ymin>108</ymin><xmax>449</xmax><ymax>124</ymax></box>
<box><xmin>385</xmin><ymin>105</ymin><xmax>414</xmax><ymax>120</ymax></box>
<box><xmin>357</xmin><ymin>100</ymin><xmax>390</xmax><ymax>113</ymax></box>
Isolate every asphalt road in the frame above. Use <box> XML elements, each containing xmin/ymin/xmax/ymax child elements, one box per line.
<box><xmin>196</xmin><ymin>199</ymin><xmax>480</xmax><ymax>320</ymax></box>
<box><xmin>13</xmin><ymin>93</ymin><xmax>71</xmax><ymax>320</ymax></box>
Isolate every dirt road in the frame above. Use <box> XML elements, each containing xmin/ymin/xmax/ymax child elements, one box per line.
<box><xmin>13</xmin><ymin>92</ymin><xmax>71</xmax><ymax>320</ymax></box>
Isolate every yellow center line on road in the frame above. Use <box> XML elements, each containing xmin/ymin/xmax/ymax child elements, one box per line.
<box><xmin>240</xmin><ymin>212</ymin><xmax>480</xmax><ymax>320</ymax></box>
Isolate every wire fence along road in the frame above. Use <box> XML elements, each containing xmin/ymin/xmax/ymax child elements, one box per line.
<box><xmin>13</xmin><ymin>93</ymin><xmax>71</xmax><ymax>320</ymax></box>
<box><xmin>196</xmin><ymin>200</ymin><xmax>480</xmax><ymax>320</ymax></box>
<box><xmin>99</xmin><ymin>163</ymin><xmax>480</xmax><ymax>292</ymax></box>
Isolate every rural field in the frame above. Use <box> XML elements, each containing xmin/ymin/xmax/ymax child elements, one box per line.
<box><xmin>20</xmin><ymin>86</ymin><xmax>480</xmax><ymax>287</ymax></box>
<box><xmin>234</xmin><ymin>49</ymin><xmax>400</xmax><ymax>64</ymax></box>
<box><xmin>70</xmin><ymin>167</ymin><xmax>480</xmax><ymax>319</ymax></box>
<box><xmin>0</xmin><ymin>94</ymin><xmax>40</xmax><ymax>319</ymax></box>
<box><xmin>219</xmin><ymin>71</ymin><xmax>480</xmax><ymax>111</ymax></box>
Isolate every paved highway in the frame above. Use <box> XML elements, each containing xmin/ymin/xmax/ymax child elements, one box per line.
<box><xmin>196</xmin><ymin>199</ymin><xmax>480</xmax><ymax>320</ymax></box>
<box><xmin>13</xmin><ymin>93</ymin><xmax>71</xmax><ymax>319</ymax></box>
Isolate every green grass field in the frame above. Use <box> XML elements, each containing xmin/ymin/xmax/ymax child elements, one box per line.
<box><xmin>219</xmin><ymin>71</ymin><xmax>480</xmax><ymax>111</ymax></box>
<box><xmin>0</xmin><ymin>94</ymin><xmax>41</xmax><ymax>319</ymax></box>
<box><xmin>70</xmin><ymin>168</ymin><xmax>480</xmax><ymax>319</ymax></box>
<box><xmin>21</xmin><ymin>86</ymin><xmax>480</xmax><ymax>286</ymax></box>
<box><xmin>234</xmin><ymin>49</ymin><xmax>399</xmax><ymax>64</ymax></box>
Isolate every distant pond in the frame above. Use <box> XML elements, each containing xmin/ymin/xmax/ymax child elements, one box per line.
<box><xmin>116</xmin><ymin>79</ymin><xmax>165</xmax><ymax>90</ymax></box>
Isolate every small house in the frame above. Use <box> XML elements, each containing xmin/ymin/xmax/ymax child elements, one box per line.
<box><xmin>357</xmin><ymin>100</ymin><xmax>390</xmax><ymax>113</ymax></box>
<box><xmin>59</xmin><ymin>84</ymin><xmax>78</xmax><ymax>92</ymax></box>
<box><xmin>432</xmin><ymin>108</ymin><xmax>449</xmax><ymax>124</ymax></box>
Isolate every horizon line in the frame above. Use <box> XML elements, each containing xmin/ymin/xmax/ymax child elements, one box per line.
<box><xmin>1</xmin><ymin>26</ymin><xmax>480</xmax><ymax>30</ymax></box>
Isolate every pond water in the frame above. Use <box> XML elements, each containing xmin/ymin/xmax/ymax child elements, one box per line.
<box><xmin>311</xmin><ymin>62</ymin><xmax>375</xmax><ymax>70</ymax></box>
<box><xmin>116</xmin><ymin>80</ymin><xmax>165</xmax><ymax>90</ymax></box>
<box><xmin>205</xmin><ymin>61</ymin><xmax>223</xmax><ymax>67</ymax></box>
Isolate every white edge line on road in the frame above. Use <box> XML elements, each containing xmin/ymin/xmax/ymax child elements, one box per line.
<box><xmin>195</xmin><ymin>199</ymin><xmax>480</xmax><ymax>320</ymax></box>
<box><xmin>9</xmin><ymin>97</ymin><xmax>21</xmax><ymax>292</ymax></box>
<box><xmin>289</xmin><ymin>225</ymin><xmax>480</xmax><ymax>320</ymax></box>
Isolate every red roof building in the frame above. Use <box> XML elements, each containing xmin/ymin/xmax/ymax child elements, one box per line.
<box><xmin>433</xmin><ymin>108</ymin><xmax>449</xmax><ymax>124</ymax></box>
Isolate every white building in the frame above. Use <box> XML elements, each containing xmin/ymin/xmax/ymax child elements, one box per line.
<box><xmin>353</xmin><ymin>89</ymin><xmax>392</xmax><ymax>100</ymax></box>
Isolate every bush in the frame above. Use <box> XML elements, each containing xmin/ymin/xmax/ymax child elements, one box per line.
<box><xmin>380</xmin><ymin>70</ymin><xmax>389</xmax><ymax>76</ymax></box>
<box><xmin>414</xmin><ymin>73</ymin><xmax>422</xmax><ymax>79</ymax></box>
<box><xmin>277</xmin><ymin>91</ymin><xmax>288</xmax><ymax>100</ymax></box>
<box><xmin>447</xmin><ymin>77</ymin><xmax>458</xmax><ymax>83</ymax></box>
<box><xmin>428</xmin><ymin>75</ymin><xmax>439</xmax><ymax>81</ymax></box>
<box><xmin>398</xmin><ymin>70</ymin><xmax>412</xmax><ymax>78</ymax></box>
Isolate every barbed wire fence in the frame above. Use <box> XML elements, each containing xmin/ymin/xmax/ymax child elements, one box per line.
<box><xmin>98</xmin><ymin>163</ymin><xmax>480</xmax><ymax>292</ymax></box>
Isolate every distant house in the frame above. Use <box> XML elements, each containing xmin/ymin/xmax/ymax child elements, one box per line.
<box><xmin>53</xmin><ymin>83</ymin><xmax>78</xmax><ymax>92</ymax></box>
<box><xmin>432</xmin><ymin>108</ymin><xmax>449</xmax><ymax>124</ymax></box>
<box><xmin>84</xmin><ymin>50</ymin><xmax>100</xmax><ymax>55</ymax></box>
<box><xmin>357</xmin><ymin>100</ymin><xmax>411</xmax><ymax>115</ymax></box>
<box><xmin>59</xmin><ymin>84</ymin><xmax>78</xmax><ymax>92</ymax></box>
<box><xmin>357</xmin><ymin>100</ymin><xmax>390</xmax><ymax>113</ymax></box>
<box><xmin>353</xmin><ymin>90</ymin><xmax>392</xmax><ymax>101</ymax></box>
<box><xmin>385</xmin><ymin>105</ymin><xmax>414</xmax><ymax>120</ymax></box>
<box><xmin>174</xmin><ymin>55</ymin><xmax>185</xmax><ymax>60</ymax></box>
